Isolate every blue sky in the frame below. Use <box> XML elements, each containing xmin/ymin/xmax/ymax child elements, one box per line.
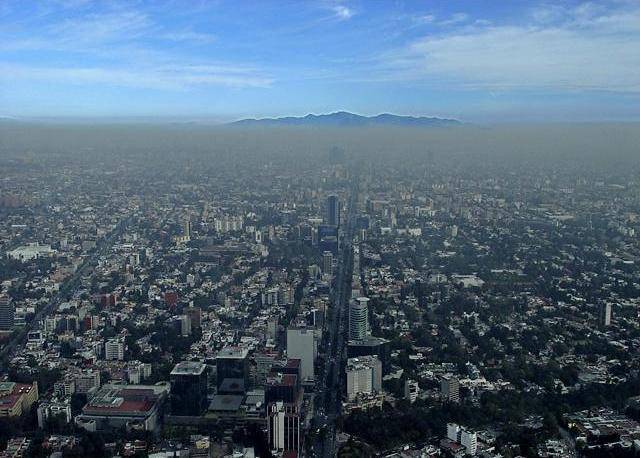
<box><xmin>1</xmin><ymin>0</ymin><xmax>639</xmax><ymax>122</ymax></box>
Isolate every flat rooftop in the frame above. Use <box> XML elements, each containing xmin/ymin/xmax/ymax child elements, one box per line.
<box><xmin>348</xmin><ymin>336</ymin><xmax>389</xmax><ymax>346</ymax></box>
<box><xmin>170</xmin><ymin>361</ymin><xmax>207</xmax><ymax>376</ymax></box>
<box><xmin>209</xmin><ymin>394</ymin><xmax>244</xmax><ymax>412</ymax></box>
<box><xmin>82</xmin><ymin>384</ymin><xmax>168</xmax><ymax>416</ymax></box>
<box><xmin>216</xmin><ymin>346</ymin><xmax>249</xmax><ymax>359</ymax></box>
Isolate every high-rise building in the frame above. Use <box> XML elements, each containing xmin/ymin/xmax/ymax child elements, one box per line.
<box><xmin>447</xmin><ymin>423</ymin><xmax>460</xmax><ymax>442</ymax></box>
<box><xmin>460</xmin><ymin>428</ymin><xmax>478</xmax><ymax>456</ymax></box>
<box><xmin>317</xmin><ymin>224</ymin><xmax>339</xmax><ymax>254</ymax></box>
<box><xmin>104</xmin><ymin>338</ymin><xmax>124</xmax><ymax>361</ymax></box>
<box><xmin>216</xmin><ymin>346</ymin><xmax>249</xmax><ymax>391</ymax></box>
<box><xmin>0</xmin><ymin>294</ymin><xmax>14</xmax><ymax>332</ymax></box>
<box><xmin>75</xmin><ymin>370</ymin><xmax>101</xmax><ymax>394</ymax></box>
<box><xmin>326</xmin><ymin>194</ymin><xmax>340</xmax><ymax>227</ymax></box>
<box><xmin>265</xmin><ymin>372</ymin><xmax>300</xmax><ymax>406</ymax></box>
<box><xmin>349</xmin><ymin>297</ymin><xmax>370</xmax><ymax>341</ymax></box>
<box><xmin>267</xmin><ymin>401</ymin><xmax>300</xmax><ymax>454</ymax></box>
<box><xmin>170</xmin><ymin>361</ymin><xmax>208</xmax><ymax>416</ymax></box>
<box><xmin>441</xmin><ymin>375</ymin><xmax>460</xmax><ymax>403</ymax></box>
<box><xmin>599</xmin><ymin>302</ymin><xmax>612</xmax><ymax>327</ymax></box>
<box><xmin>180</xmin><ymin>315</ymin><xmax>191</xmax><ymax>336</ymax></box>
<box><xmin>347</xmin><ymin>336</ymin><xmax>390</xmax><ymax>372</ymax></box>
<box><xmin>266</xmin><ymin>317</ymin><xmax>278</xmax><ymax>341</ymax></box>
<box><xmin>183</xmin><ymin>219</ymin><xmax>191</xmax><ymax>239</ymax></box>
<box><xmin>404</xmin><ymin>379</ymin><xmax>419</xmax><ymax>403</ymax></box>
<box><xmin>346</xmin><ymin>356</ymin><xmax>382</xmax><ymax>401</ymax></box>
<box><xmin>322</xmin><ymin>251</ymin><xmax>333</xmax><ymax>276</ymax></box>
<box><xmin>185</xmin><ymin>306</ymin><xmax>202</xmax><ymax>330</ymax></box>
<box><xmin>447</xmin><ymin>423</ymin><xmax>477</xmax><ymax>456</ymax></box>
<box><xmin>286</xmin><ymin>328</ymin><xmax>315</xmax><ymax>382</ymax></box>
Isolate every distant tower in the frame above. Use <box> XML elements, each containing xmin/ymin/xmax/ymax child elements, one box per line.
<box><xmin>326</xmin><ymin>195</ymin><xmax>340</xmax><ymax>227</ymax></box>
<box><xmin>441</xmin><ymin>375</ymin><xmax>460</xmax><ymax>403</ymax></box>
<box><xmin>447</xmin><ymin>423</ymin><xmax>460</xmax><ymax>442</ymax></box>
<box><xmin>322</xmin><ymin>251</ymin><xmax>333</xmax><ymax>276</ymax></box>
<box><xmin>0</xmin><ymin>294</ymin><xmax>14</xmax><ymax>331</ymax></box>
<box><xmin>183</xmin><ymin>219</ymin><xmax>191</xmax><ymax>240</ymax></box>
<box><xmin>404</xmin><ymin>379</ymin><xmax>419</xmax><ymax>403</ymax></box>
<box><xmin>599</xmin><ymin>303</ymin><xmax>612</xmax><ymax>327</ymax></box>
<box><xmin>349</xmin><ymin>297</ymin><xmax>370</xmax><ymax>341</ymax></box>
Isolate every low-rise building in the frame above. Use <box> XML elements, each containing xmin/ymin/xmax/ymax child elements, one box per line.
<box><xmin>0</xmin><ymin>382</ymin><xmax>38</xmax><ymax>417</ymax></box>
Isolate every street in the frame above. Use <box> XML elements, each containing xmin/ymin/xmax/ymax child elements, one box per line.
<box><xmin>311</xmin><ymin>183</ymin><xmax>357</xmax><ymax>457</ymax></box>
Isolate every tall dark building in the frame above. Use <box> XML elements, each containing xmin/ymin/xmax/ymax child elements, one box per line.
<box><xmin>599</xmin><ymin>302</ymin><xmax>612</xmax><ymax>327</ymax></box>
<box><xmin>326</xmin><ymin>194</ymin><xmax>340</xmax><ymax>227</ymax></box>
<box><xmin>317</xmin><ymin>224</ymin><xmax>339</xmax><ymax>254</ymax></box>
<box><xmin>0</xmin><ymin>294</ymin><xmax>14</xmax><ymax>331</ymax></box>
<box><xmin>266</xmin><ymin>358</ymin><xmax>302</xmax><ymax>405</ymax></box>
<box><xmin>347</xmin><ymin>336</ymin><xmax>390</xmax><ymax>372</ymax></box>
<box><xmin>170</xmin><ymin>361</ymin><xmax>208</xmax><ymax>415</ymax></box>
<box><xmin>216</xmin><ymin>346</ymin><xmax>249</xmax><ymax>391</ymax></box>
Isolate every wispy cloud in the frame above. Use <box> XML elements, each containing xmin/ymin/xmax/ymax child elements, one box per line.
<box><xmin>331</xmin><ymin>5</ymin><xmax>354</xmax><ymax>21</ymax></box>
<box><xmin>376</xmin><ymin>3</ymin><xmax>640</xmax><ymax>93</ymax></box>
<box><xmin>161</xmin><ymin>31</ymin><xmax>216</xmax><ymax>45</ymax></box>
<box><xmin>417</xmin><ymin>14</ymin><xmax>436</xmax><ymax>24</ymax></box>
<box><xmin>0</xmin><ymin>62</ymin><xmax>273</xmax><ymax>89</ymax></box>
<box><xmin>50</xmin><ymin>10</ymin><xmax>153</xmax><ymax>45</ymax></box>
<box><xmin>437</xmin><ymin>13</ymin><xmax>469</xmax><ymax>26</ymax></box>
<box><xmin>0</xmin><ymin>3</ymin><xmax>270</xmax><ymax>90</ymax></box>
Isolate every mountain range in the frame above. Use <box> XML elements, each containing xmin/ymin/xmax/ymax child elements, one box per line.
<box><xmin>229</xmin><ymin>111</ymin><xmax>460</xmax><ymax>127</ymax></box>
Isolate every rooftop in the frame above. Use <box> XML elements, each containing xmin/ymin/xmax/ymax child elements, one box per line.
<box><xmin>209</xmin><ymin>394</ymin><xmax>244</xmax><ymax>412</ymax></box>
<box><xmin>82</xmin><ymin>384</ymin><xmax>168</xmax><ymax>416</ymax></box>
<box><xmin>216</xmin><ymin>346</ymin><xmax>249</xmax><ymax>359</ymax></box>
<box><xmin>170</xmin><ymin>361</ymin><xmax>207</xmax><ymax>376</ymax></box>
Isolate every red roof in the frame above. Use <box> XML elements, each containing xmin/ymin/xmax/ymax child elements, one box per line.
<box><xmin>85</xmin><ymin>398</ymin><xmax>154</xmax><ymax>414</ymax></box>
<box><xmin>285</xmin><ymin>358</ymin><xmax>301</xmax><ymax>368</ymax></box>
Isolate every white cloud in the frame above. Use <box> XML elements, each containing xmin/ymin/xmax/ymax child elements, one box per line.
<box><xmin>0</xmin><ymin>62</ymin><xmax>273</xmax><ymax>89</ymax></box>
<box><xmin>380</xmin><ymin>4</ymin><xmax>640</xmax><ymax>92</ymax></box>
<box><xmin>332</xmin><ymin>5</ymin><xmax>354</xmax><ymax>21</ymax></box>
<box><xmin>438</xmin><ymin>13</ymin><xmax>469</xmax><ymax>26</ymax></box>
<box><xmin>50</xmin><ymin>10</ymin><xmax>153</xmax><ymax>44</ymax></box>
<box><xmin>0</xmin><ymin>5</ymin><xmax>270</xmax><ymax>90</ymax></box>
<box><xmin>531</xmin><ymin>4</ymin><xmax>566</xmax><ymax>24</ymax></box>
<box><xmin>162</xmin><ymin>31</ymin><xmax>216</xmax><ymax>44</ymax></box>
<box><xmin>416</xmin><ymin>14</ymin><xmax>436</xmax><ymax>24</ymax></box>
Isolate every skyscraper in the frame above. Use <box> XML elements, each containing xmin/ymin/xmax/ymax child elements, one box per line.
<box><xmin>326</xmin><ymin>194</ymin><xmax>340</xmax><ymax>227</ymax></box>
<box><xmin>322</xmin><ymin>251</ymin><xmax>333</xmax><ymax>276</ymax></box>
<box><xmin>346</xmin><ymin>356</ymin><xmax>382</xmax><ymax>401</ymax></box>
<box><xmin>599</xmin><ymin>302</ymin><xmax>612</xmax><ymax>327</ymax></box>
<box><xmin>441</xmin><ymin>375</ymin><xmax>460</xmax><ymax>403</ymax></box>
<box><xmin>185</xmin><ymin>306</ymin><xmax>202</xmax><ymax>330</ymax></box>
<box><xmin>267</xmin><ymin>401</ymin><xmax>300</xmax><ymax>454</ymax></box>
<box><xmin>183</xmin><ymin>218</ymin><xmax>191</xmax><ymax>239</ymax></box>
<box><xmin>286</xmin><ymin>328</ymin><xmax>315</xmax><ymax>381</ymax></box>
<box><xmin>349</xmin><ymin>297</ymin><xmax>370</xmax><ymax>341</ymax></box>
<box><xmin>404</xmin><ymin>379</ymin><xmax>419</xmax><ymax>403</ymax></box>
<box><xmin>170</xmin><ymin>361</ymin><xmax>208</xmax><ymax>416</ymax></box>
<box><xmin>216</xmin><ymin>346</ymin><xmax>249</xmax><ymax>391</ymax></box>
<box><xmin>0</xmin><ymin>294</ymin><xmax>14</xmax><ymax>332</ymax></box>
<box><xmin>104</xmin><ymin>338</ymin><xmax>125</xmax><ymax>361</ymax></box>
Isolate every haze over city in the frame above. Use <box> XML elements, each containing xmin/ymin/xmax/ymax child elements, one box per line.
<box><xmin>2</xmin><ymin>2</ymin><xmax>640</xmax><ymax>458</ymax></box>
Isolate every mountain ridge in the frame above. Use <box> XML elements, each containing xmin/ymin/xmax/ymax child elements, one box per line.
<box><xmin>229</xmin><ymin>111</ymin><xmax>460</xmax><ymax>127</ymax></box>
